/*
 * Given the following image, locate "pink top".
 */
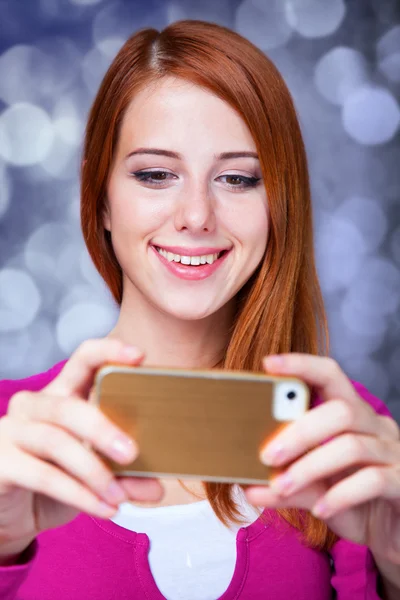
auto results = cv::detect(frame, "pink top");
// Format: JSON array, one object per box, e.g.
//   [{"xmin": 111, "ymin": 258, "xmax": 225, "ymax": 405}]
[{"xmin": 0, "ymin": 359, "xmax": 391, "ymax": 599}]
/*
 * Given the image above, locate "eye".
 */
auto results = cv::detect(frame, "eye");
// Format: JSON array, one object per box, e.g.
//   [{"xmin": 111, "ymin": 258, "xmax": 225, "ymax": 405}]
[
  {"xmin": 217, "ymin": 174, "xmax": 261, "ymax": 190},
  {"xmin": 130, "ymin": 170, "xmax": 175, "ymax": 185},
  {"xmin": 130, "ymin": 170, "xmax": 261, "ymax": 191}
]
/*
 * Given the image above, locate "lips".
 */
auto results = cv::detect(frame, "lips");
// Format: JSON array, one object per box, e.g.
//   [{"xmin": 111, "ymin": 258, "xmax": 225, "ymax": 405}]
[
  {"xmin": 150, "ymin": 244, "xmax": 231, "ymax": 281},
  {"xmin": 153, "ymin": 244, "xmax": 231, "ymax": 256}
]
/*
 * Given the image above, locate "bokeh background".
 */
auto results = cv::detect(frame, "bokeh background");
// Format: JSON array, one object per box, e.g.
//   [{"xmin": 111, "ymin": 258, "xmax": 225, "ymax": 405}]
[{"xmin": 0, "ymin": 0, "xmax": 399, "ymax": 418}]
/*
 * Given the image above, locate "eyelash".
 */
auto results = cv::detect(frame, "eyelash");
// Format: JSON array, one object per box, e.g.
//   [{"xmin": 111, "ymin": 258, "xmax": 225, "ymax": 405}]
[{"xmin": 130, "ymin": 170, "xmax": 261, "ymax": 191}]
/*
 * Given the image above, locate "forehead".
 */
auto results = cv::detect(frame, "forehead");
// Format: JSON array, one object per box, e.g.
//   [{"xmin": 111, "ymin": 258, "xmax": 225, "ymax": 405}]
[{"xmin": 117, "ymin": 76, "xmax": 256, "ymax": 153}]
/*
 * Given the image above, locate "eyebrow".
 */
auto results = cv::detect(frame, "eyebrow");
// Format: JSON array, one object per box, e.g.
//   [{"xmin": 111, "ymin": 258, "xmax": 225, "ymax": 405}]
[{"xmin": 125, "ymin": 148, "xmax": 259, "ymax": 161}]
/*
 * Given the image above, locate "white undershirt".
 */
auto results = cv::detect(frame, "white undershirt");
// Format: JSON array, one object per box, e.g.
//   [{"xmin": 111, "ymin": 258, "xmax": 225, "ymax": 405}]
[{"xmin": 110, "ymin": 485, "xmax": 262, "ymax": 600}]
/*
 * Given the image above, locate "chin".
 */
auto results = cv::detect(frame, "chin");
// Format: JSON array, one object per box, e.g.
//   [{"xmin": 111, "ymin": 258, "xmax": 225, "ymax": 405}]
[{"xmin": 157, "ymin": 298, "xmax": 223, "ymax": 322}]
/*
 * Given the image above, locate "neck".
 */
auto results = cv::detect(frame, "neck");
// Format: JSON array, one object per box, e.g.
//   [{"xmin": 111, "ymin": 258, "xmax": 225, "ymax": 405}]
[{"xmin": 107, "ymin": 285, "xmax": 236, "ymax": 369}]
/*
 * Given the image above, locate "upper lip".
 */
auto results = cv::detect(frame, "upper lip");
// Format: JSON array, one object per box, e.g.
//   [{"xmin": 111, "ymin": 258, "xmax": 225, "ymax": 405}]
[{"xmin": 152, "ymin": 244, "xmax": 231, "ymax": 257}]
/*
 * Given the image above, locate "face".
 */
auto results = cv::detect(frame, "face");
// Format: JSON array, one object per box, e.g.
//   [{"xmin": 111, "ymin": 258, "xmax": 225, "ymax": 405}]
[{"xmin": 105, "ymin": 76, "xmax": 269, "ymax": 321}]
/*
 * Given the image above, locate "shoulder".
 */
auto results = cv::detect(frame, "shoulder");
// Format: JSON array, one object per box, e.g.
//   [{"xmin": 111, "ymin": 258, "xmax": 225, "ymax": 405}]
[{"xmin": 0, "ymin": 359, "xmax": 68, "ymax": 418}]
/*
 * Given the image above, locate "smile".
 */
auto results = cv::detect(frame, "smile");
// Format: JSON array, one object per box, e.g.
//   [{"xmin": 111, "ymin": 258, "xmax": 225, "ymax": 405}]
[{"xmin": 150, "ymin": 245, "xmax": 231, "ymax": 281}]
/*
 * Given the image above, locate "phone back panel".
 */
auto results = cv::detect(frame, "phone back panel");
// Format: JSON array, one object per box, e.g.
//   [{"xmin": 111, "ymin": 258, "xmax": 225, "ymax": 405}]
[{"xmin": 93, "ymin": 366, "xmax": 309, "ymax": 485}]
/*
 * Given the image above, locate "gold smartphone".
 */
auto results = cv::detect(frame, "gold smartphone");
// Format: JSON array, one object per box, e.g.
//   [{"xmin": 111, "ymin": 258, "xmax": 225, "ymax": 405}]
[{"xmin": 90, "ymin": 365, "xmax": 310, "ymax": 485}]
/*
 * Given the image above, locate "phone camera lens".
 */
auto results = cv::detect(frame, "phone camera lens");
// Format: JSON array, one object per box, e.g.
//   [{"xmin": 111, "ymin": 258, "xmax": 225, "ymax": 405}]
[{"xmin": 287, "ymin": 391, "xmax": 297, "ymax": 400}]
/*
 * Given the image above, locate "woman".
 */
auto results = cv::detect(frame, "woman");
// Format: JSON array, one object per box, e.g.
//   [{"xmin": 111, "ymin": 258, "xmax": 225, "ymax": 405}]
[{"xmin": 0, "ymin": 19, "xmax": 399, "ymax": 600}]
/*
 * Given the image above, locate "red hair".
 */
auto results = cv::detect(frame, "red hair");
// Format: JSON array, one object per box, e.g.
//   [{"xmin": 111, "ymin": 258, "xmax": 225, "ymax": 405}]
[{"xmin": 81, "ymin": 20, "xmax": 338, "ymax": 552}]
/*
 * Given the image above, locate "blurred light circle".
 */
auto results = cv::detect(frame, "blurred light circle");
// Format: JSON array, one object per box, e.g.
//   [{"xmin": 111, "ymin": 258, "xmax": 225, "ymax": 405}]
[
  {"xmin": 0, "ymin": 45, "xmax": 46, "ymax": 105},
  {"xmin": 328, "ymin": 308, "xmax": 386, "ymax": 359},
  {"xmin": 344, "ymin": 257, "xmax": 400, "ymax": 317},
  {"xmin": 391, "ymin": 226, "xmax": 400, "ymax": 266},
  {"xmin": 377, "ymin": 25, "xmax": 400, "ymax": 83},
  {"xmin": 56, "ymin": 302, "xmax": 118, "ymax": 354},
  {"xmin": 284, "ymin": 0, "xmax": 346, "ymax": 38},
  {"xmin": 389, "ymin": 347, "xmax": 400, "ymax": 393},
  {"xmin": 341, "ymin": 296, "xmax": 388, "ymax": 336},
  {"xmin": 96, "ymin": 37, "xmax": 126, "ymax": 58},
  {"xmin": 81, "ymin": 46, "xmax": 113, "ymax": 95},
  {"xmin": 235, "ymin": 0, "xmax": 293, "ymax": 50},
  {"xmin": 342, "ymin": 86, "xmax": 400, "ymax": 145},
  {"xmin": 0, "ymin": 161, "xmax": 11, "ymax": 219},
  {"xmin": 92, "ymin": 0, "xmax": 165, "ymax": 48},
  {"xmin": 80, "ymin": 249, "xmax": 109, "ymax": 290},
  {"xmin": 315, "ymin": 216, "xmax": 367, "ymax": 293},
  {"xmin": 345, "ymin": 356, "xmax": 390, "ymax": 400},
  {"xmin": 56, "ymin": 242, "xmax": 85, "ymax": 286},
  {"xmin": 34, "ymin": 36, "xmax": 81, "ymax": 99},
  {"xmin": 0, "ymin": 103, "xmax": 54, "ymax": 166},
  {"xmin": 166, "ymin": 0, "xmax": 232, "ymax": 26},
  {"xmin": 39, "ymin": 135, "xmax": 78, "ymax": 180},
  {"xmin": 25, "ymin": 223, "xmax": 71, "ymax": 277},
  {"xmin": 335, "ymin": 196, "xmax": 388, "ymax": 252},
  {"xmin": 0, "ymin": 268, "xmax": 41, "ymax": 331},
  {"xmin": 314, "ymin": 47, "xmax": 369, "ymax": 106},
  {"xmin": 0, "ymin": 329, "xmax": 31, "ymax": 375},
  {"xmin": 53, "ymin": 97, "xmax": 83, "ymax": 146},
  {"xmin": 377, "ymin": 24, "xmax": 400, "ymax": 58},
  {"xmin": 70, "ymin": 0, "xmax": 104, "ymax": 5},
  {"xmin": 379, "ymin": 53, "xmax": 400, "ymax": 84}
]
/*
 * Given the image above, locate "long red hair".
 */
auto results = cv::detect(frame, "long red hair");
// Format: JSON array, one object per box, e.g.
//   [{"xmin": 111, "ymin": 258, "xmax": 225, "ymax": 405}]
[{"xmin": 81, "ymin": 19, "xmax": 338, "ymax": 552}]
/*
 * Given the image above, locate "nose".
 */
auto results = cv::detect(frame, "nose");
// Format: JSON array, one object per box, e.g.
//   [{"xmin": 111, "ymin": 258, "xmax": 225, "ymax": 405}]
[{"xmin": 173, "ymin": 180, "xmax": 216, "ymax": 234}]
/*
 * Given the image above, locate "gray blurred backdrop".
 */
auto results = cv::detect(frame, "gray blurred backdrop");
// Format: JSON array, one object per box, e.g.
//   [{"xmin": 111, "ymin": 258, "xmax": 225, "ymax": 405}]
[{"xmin": 0, "ymin": 0, "xmax": 399, "ymax": 419}]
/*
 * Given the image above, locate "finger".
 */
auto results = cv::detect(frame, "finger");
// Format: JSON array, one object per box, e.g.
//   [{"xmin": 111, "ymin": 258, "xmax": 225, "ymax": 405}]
[
  {"xmin": 268, "ymin": 433, "xmax": 400, "ymax": 497},
  {"xmin": 44, "ymin": 338, "xmax": 144, "ymax": 398},
  {"xmin": 309, "ymin": 465, "xmax": 400, "ymax": 519},
  {"xmin": 117, "ymin": 477, "xmax": 164, "ymax": 502},
  {"xmin": 263, "ymin": 354, "xmax": 357, "ymax": 404},
  {"xmin": 4, "ymin": 418, "xmax": 131, "ymax": 507},
  {"xmin": 0, "ymin": 446, "xmax": 118, "ymax": 519},
  {"xmin": 260, "ymin": 399, "xmax": 389, "ymax": 466},
  {"xmin": 7, "ymin": 393, "xmax": 139, "ymax": 465},
  {"xmin": 244, "ymin": 479, "xmax": 326, "ymax": 512}
]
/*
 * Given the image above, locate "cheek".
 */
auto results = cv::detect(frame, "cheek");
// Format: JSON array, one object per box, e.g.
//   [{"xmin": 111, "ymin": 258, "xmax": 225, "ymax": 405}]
[
  {"xmin": 226, "ymin": 201, "xmax": 269, "ymax": 253},
  {"xmin": 108, "ymin": 191, "xmax": 169, "ymax": 237}
]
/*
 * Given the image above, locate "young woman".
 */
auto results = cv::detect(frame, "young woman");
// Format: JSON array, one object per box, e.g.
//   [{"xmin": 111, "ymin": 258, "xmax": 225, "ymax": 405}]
[{"xmin": 0, "ymin": 19, "xmax": 399, "ymax": 600}]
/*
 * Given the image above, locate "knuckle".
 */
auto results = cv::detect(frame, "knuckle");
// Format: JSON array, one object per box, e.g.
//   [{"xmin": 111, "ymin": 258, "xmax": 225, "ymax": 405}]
[
  {"xmin": 42, "ymin": 426, "xmax": 63, "ymax": 454},
  {"xmin": 7, "ymin": 391, "xmax": 33, "ymax": 417},
  {"xmin": 343, "ymin": 434, "xmax": 365, "ymax": 459},
  {"xmin": 35, "ymin": 465, "xmax": 54, "ymax": 492},
  {"xmin": 380, "ymin": 415, "xmax": 400, "ymax": 441},
  {"xmin": 326, "ymin": 358, "xmax": 340, "ymax": 378},
  {"xmin": 77, "ymin": 338, "xmax": 99, "ymax": 357},
  {"xmin": 368, "ymin": 467, "xmax": 386, "ymax": 493},
  {"xmin": 47, "ymin": 396, "xmax": 70, "ymax": 425},
  {"xmin": 335, "ymin": 400, "xmax": 355, "ymax": 428}
]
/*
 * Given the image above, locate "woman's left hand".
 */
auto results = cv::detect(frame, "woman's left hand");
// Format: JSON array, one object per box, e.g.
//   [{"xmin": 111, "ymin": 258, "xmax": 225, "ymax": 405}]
[{"xmin": 244, "ymin": 354, "xmax": 400, "ymax": 564}]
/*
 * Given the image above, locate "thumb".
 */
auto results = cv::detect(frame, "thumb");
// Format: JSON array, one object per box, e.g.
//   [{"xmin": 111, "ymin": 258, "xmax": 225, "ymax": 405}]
[{"xmin": 44, "ymin": 338, "xmax": 144, "ymax": 399}]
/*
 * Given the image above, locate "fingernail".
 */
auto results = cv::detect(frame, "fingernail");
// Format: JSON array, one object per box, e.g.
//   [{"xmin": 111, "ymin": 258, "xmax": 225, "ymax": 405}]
[
  {"xmin": 312, "ymin": 502, "xmax": 330, "ymax": 518},
  {"xmin": 111, "ymin": 435, "xmax": 136, "ymax": 459},
  {"xmin": 103, "ymin": 481, "xmax": 126, "ymax": 504},
  {"xmin": 264, "ymin": 355, "xmax": 284, "ymax": 369},
  {"xmin": 97, "ymin": 501, "xmax": 118, "ymax": 517},
  {"xmin": 261, "ymin": 443, "xmax": 285, "ymax": 465},
  {"xmin": 271, "ymin": 473, "xmax": 294, "ymax": 494},
  {"xmin": 120, "ymin": 345, "xmax": 142, "ymax": 360}
]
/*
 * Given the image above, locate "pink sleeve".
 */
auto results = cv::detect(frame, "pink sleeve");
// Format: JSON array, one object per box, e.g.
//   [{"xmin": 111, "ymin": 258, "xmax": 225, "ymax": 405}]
[
  {"xmin": 0, "ymin": 541, "xmax": 39, "ymax": 599},
  {"xmin": 329, "ymin": 380, "xmax": 396, "ymax": 599},
  {"xmin": 0, "ymin": 360, "xmax": 67, "ymax": 597}
]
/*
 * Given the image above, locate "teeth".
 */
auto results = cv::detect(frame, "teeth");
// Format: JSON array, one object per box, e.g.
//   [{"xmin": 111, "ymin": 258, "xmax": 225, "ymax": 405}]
[{"xmin": 156, "ymin": 247, "xmax": 222, "ymax": 265}]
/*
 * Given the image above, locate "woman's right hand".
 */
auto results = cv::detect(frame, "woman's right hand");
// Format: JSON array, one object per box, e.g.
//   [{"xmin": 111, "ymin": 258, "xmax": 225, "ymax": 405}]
[{"xmin": 0, "ymin": 338, "xmax": 164, "ymax": 559}]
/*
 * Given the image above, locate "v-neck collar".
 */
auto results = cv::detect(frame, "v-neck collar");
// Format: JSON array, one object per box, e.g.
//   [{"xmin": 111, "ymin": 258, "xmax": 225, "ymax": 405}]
[{"xmin": 89, "ymin": 507, "xmax": 271, "ymax": 600}]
